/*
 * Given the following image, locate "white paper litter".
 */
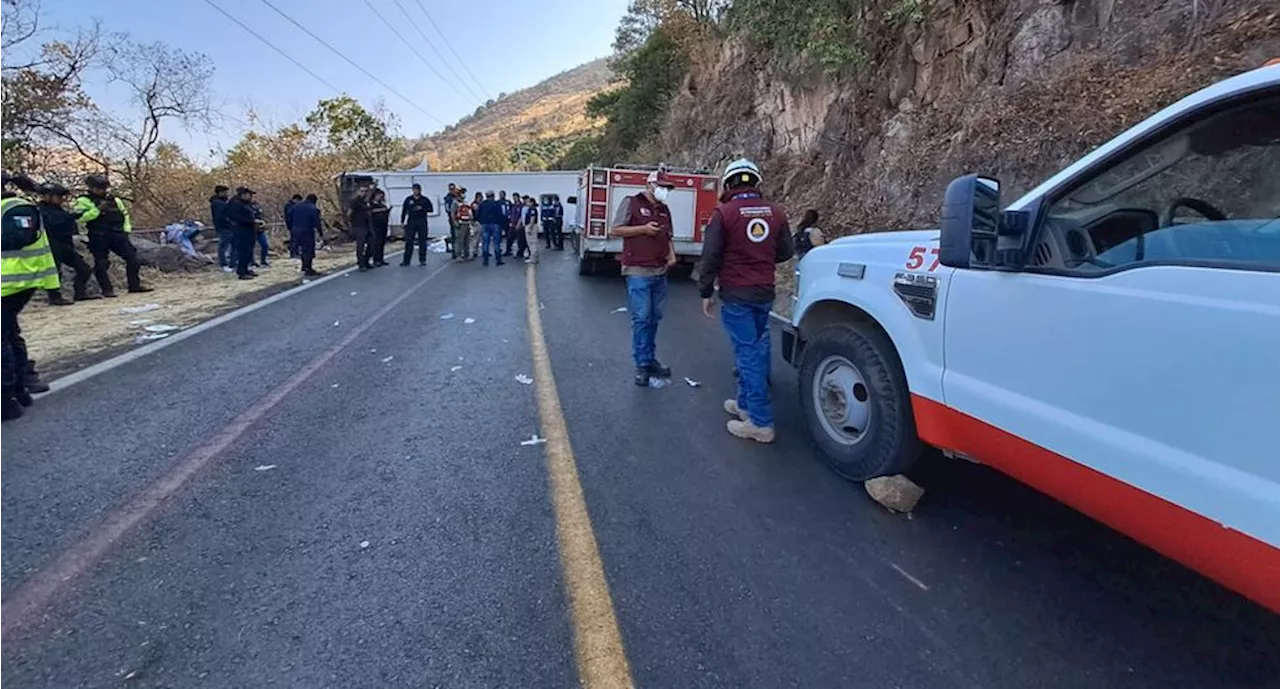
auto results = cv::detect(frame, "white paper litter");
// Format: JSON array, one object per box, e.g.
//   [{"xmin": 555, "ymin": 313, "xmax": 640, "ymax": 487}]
[
  {"xmin": 514, "ymin": 374, "xmax": 533, "ymax": 385},
  {"xmin": 120, "ymin": 303, "xmax": 161, "ymax": 314},
  {"xmin": 349, "ymin": 291, "xmax": 358, "ymax": 296},
  {"xmin": 463, "ymin": 317, "xmax": 476, "ymax": 324},
  {"xmin": 133, "ymin": 333, "xmax": 169, "ymax": 343},
  {"xmin": 302, "ymin": 279, "xmax": 312, "ymax": 284},
  {"xmin": 359, "ymin": 540, "xmax": 370, "ymax": 549},
  {"xmin": 520, "ymin": 435, "xmax": 547, "ymax": 446},
  {"xmin": 143, "ymin": 324, "xmax": 180, "ymax": 333},
  {"xmin": 450, "ymin": 365, "xmax": 463, "ymax": 372},
  {"xmin": 611, "ymin": 306, "xmax": 628, "ymax": 313},
  {"xmin": 128, "ymin": 319, "xmax": 153, "ymax": 326},
  {"xmin": 428, "ymin": 239, "xmax": 448, "ymax": 253},
  {"xmin": 333, "ymin": 320, "xmax": 340, "ymax": 327},
  {"xmin": 440, "ymin": 313, "xmax": 455, "ymax": 320},
  {"xmin": 254, "ymin": 465, "xmax": 277, "ymax": 472},
  {"xmin": 684, "ymin": 377, "xmax": 701, "ymax": 388},
  {"xmin": 380, "ymin": 356, "xmax": 394, "ymax": 363},
  {"xmin": 539, "ymin": 302, "xmax": 546, "ymax": 310},
  {"xmin": 331, "ymin": 383, "xmax": 340, "ymax": 388},
  {"xmin": 648, "ymin": 377, "xmax": 669, "ymax": 389}
]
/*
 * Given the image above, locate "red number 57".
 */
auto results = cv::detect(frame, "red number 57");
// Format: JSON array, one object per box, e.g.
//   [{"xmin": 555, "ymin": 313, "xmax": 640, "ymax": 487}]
[{"xmin": 905, "ymin": 246, "xmax": 941, "ymax": 271}]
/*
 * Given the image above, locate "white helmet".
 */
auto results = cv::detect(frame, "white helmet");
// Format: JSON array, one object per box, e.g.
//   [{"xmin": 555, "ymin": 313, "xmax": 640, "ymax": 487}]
[{"xmin": 722, "ymin": 158, "xmax": 761, "ymax": 188}]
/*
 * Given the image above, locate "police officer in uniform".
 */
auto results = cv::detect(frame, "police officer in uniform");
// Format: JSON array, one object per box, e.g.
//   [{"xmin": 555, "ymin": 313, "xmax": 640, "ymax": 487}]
[
  {"xmin": 226, "ymin": 187, "xmax": 262, "ymax": 279},
  {"xmin": 400, "ymin": 183, "xmax": 433, "ymax": 266},
  {"xmin": 73, "ymin": 174, "xmax": 151, "ymax": 296},
  {"xmin": 697, "ymin": 159, "xmax": 794, "ymax": 443},
  {"xmin": 37, "ymin": 182, "xmax": 95, "ymax": 304},
  {"xmin": 292, "ymin": 193, "xmax": 323, "ymax": 277},
  {"xmin": 2, "ymin": 174, "xmax": 61, "ymax": 420}
]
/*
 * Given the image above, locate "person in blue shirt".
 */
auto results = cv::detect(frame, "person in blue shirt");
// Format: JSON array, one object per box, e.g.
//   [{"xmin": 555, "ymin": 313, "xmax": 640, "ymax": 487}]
[
  {"xmin": 476, "ymin": 190, "xmax": 506, "ymax": 267},
  {"xmin": 504, "ymin": 192, "xmax": 525, "ymax": 258}
]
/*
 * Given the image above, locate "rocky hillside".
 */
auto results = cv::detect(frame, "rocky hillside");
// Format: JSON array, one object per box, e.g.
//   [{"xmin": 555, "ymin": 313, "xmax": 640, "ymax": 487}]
[
  {"xmin": 402, "ymin": 58, "xmax": 613, "ymax": 171},
  {"xmin": 656, "ymin": 0, "xmax": 1279, "ymax": 235}
]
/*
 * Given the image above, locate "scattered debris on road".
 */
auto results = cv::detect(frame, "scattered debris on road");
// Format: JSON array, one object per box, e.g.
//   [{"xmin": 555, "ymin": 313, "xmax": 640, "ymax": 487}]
[
  {"xmin": 143, "ymin": 324, "xmax": 180, "ymax": 333},
  {"xmin": 349, "ymin": 291, "xmax": 358, "ymax": 296},
  {"xmin": 514, "ymin": 374, "xmax": 533, "ymax": 385},
  {"xmin": 359, "ymin": 540, "xmax": 370, "ymax": 549},
  {"xmin": 648, "ymin": 377, "xmax": 669, "ymax": 389},
  {"xmin": 539, "ymin": 302, "xmax": 546, "ymax": 310},
  {"xmin": 128, "ymin": 319, "xmax": 153, "ymax": 326},
  {"xmin": 611, "ymin": 306, "xmax": 627, "ymax": 313},
  {"xmin": 684, "ymin": 377, "xmax": 701, "ymax": 387},
  {"xmin": 440, "ymin": 313, "xmax": 455, "ymax": 320},
  {"xmin": 331, "ymin": 383, "xmax": 340, "ymax": 388},
  {"xmin": 333, "ymin": 321, "xmax": 340, "ymax": 327},
  {"xmin": 133, "ymin": 333, "xmax": 170, "ymax": 344},
  {"xmin": 463, "ymin": 317, "xmax": 476, "ymax": 324},
  {"xmin": 254, "ymin": 465, "xmax": 277, "ymax": 472},
  {"xmin": 380, "ymin": 356, "xmax": 394, "ymax": 363},
  {"xmin": 520, "ymin": 435, "xmax": 547, "ymax": 446},
  {"xmin": 864, "ymin": 475, "xmax": 925, "ymax": 513},
  {"xmin": 450, "ymin": 365, "xmax": 463, "ymax": 372},
  {"xmin": 120, "ymin": 303, "xmax": 161, "ymax": 314}
]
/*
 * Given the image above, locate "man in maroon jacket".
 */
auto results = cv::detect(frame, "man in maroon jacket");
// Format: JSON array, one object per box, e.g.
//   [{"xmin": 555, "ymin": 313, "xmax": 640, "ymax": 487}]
[
  {"xmin": 611, "ymin": 169, "xmax": 678, "ymax": 386},
  {"xmin": 698, "ymin": 159, "xmax": 795, "ymax": 443}
]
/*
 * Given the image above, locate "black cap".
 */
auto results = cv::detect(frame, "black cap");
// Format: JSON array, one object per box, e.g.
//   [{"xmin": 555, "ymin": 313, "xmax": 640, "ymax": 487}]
[
  {"xmin": 214, "ymin": 184, "xmax": 229, "ymax": 193},
  {"xmin": 411, "ymin": 183, "xmax": 421, "ymax": 189},
  {"xmin": 39, "ymin": 182, "xmax": 69, "ymax": 196},
  {"xmin": 84, "ymin": 173, "xmax": 109, "ymax": 189},
  {"xmin": 235, "ymin": 186, "xmax": 254, "ymax": 195}
]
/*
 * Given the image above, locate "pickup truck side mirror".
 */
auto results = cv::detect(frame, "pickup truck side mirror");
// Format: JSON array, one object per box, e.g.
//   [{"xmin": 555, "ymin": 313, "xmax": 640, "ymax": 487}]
[
  {"xmin": 938, "ymin": 174, "xmax": 1029, "ymax": 270},
  {"xmin": 566, "ymin": 195, "xmax": 577, "ymax": 205}
]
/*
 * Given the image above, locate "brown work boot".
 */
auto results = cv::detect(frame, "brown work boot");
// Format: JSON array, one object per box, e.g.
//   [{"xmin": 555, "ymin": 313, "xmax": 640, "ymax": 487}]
[
  {"xmin": 727, "ymin": 419, "xmax": 776, "ymax": 444},
  {"xmin": 723, "ymin": 399, "xmax": 749, "ymax": 421}
]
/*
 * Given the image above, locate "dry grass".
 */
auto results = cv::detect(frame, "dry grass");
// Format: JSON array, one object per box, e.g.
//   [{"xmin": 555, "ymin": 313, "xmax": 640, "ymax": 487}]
[{"xmin": 24, "ymin": 247, "xmax": 356, "ymax": 376}]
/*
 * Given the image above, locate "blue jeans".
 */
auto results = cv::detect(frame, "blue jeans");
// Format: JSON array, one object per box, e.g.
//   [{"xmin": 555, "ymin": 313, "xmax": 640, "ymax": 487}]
[
  {"xmin": 481, "ymin": 224, "xmax": 504, "ymax": 263},
  {"xmin": 626, "ymin": 275, "xmax": 667, "ymax": 369},
  {"xmin": 218, "ymin": 229, "xmax": 235, "ymax": 267},
  {"xmin": 721, "ymin": 300, "xmax": 773, "ymax": 428},
  {"xmin": 255, "ymin": 231, "xmax": 270, "ymax": 264}
]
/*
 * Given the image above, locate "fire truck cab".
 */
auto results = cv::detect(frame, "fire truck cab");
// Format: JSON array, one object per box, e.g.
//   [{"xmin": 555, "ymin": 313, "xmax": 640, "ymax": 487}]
[{"xmin": 572, "ymin": 165, "xmax": 721, "ymax": 276}]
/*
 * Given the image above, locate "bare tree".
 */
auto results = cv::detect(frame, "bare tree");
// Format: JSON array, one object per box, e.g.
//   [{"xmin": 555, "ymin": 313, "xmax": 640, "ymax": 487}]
[
  {"xmin": 1, "ymin": 0, "xmax": 41, "ymax": 54},
  {"xmin": 23, "ymin": 39, "xmax": 215, "ymax": 209}
]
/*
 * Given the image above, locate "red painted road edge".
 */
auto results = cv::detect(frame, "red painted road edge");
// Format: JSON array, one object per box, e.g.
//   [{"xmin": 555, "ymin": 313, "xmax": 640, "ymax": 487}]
[
  {"xmin": 1, "ymin": 264, "xmax": 450, "ymax": 641},
  {"xmin": 911, "ymin": 395, "xmax": 1280, "ymax": 614}
]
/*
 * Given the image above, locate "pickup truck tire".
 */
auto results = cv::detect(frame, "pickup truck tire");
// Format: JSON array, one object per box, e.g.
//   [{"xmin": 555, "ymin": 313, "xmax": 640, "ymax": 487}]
[{"xmin": 797, "ymin": 323, "xmax": 920, "ymax": 482}]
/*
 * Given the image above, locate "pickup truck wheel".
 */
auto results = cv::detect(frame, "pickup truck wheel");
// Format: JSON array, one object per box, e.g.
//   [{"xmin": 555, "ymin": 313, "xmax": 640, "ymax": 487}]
[{"xmin": 798, "ymin": 323, "xmax": 920, "ymax": 481}]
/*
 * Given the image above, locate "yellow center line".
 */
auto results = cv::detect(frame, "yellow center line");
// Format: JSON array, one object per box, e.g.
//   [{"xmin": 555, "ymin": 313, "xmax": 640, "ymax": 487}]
[{"xmin": 525, "ymin": 264, "xmax": 636, "ymax": 689}]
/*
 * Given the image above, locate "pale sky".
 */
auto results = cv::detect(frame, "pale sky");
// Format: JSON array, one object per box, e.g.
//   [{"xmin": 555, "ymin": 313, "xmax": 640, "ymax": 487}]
[{"xmin": 29, "ymin": 0, "xmax": 627, "ymax": 162}]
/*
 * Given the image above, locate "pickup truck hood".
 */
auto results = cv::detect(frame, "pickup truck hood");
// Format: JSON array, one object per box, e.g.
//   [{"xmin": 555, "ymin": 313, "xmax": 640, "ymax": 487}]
[{"xmin": 830, "ymin": 229, "xmax": 939, "ymax": 247}]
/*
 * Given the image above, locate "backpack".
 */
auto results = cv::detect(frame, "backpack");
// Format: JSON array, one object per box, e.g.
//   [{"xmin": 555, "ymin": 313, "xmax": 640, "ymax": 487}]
[{"xmin": 2, "ymin": 197, "xmax": 41, "ymax": 251}]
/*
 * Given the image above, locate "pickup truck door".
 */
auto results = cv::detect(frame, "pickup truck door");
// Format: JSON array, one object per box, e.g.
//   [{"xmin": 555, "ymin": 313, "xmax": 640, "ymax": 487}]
[{"xmin": 938, "ymin": 89, "xmax": 1280, "ymax": 610}]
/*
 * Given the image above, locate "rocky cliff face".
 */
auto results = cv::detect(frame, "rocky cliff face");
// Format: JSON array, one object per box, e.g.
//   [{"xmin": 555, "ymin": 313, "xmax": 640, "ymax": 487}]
[{"xmin": 659, "ymin": 0, "xmax": 1279, "ymax": 233}]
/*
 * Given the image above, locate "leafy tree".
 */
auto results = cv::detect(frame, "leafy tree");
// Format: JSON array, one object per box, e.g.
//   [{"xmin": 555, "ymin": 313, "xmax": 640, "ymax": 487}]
[
  {"xmin": 304, "ymin": 96, "xmax": 405, "ymax": 170},
  {"xmin": 590, "ymin": 25, "xmax": 690, "ymax": 163}
]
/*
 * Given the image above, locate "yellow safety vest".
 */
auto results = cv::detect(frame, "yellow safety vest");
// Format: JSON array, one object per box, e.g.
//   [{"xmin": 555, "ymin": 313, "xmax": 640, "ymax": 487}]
[{"xmin": 1, "ymin": 196, "xmax": 61, "ymax": 296}]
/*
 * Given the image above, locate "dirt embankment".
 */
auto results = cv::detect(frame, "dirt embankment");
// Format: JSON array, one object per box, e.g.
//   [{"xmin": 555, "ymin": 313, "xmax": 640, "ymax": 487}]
[{"xmin": 660, "ymin": 0, "xmax": 1279, "ymax": 239}]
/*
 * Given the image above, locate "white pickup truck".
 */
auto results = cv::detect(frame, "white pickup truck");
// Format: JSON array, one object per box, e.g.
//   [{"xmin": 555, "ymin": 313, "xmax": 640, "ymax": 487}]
[{"xmin": 781, "ymin": 63, "xmax": 1280, "ymax": 613}]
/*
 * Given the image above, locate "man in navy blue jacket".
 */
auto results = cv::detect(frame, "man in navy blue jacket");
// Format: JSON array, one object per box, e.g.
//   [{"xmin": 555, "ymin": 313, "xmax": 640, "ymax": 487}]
[
  {"xmin": 476, "ymin": 191, "xmax": 506, "ymax": 267},
  {"xmin": 210, "ymin": 185, "xmax": 232, "ymax": 272},
  {"xmin": 291, "ymin": 194, "xmax": 323, "ymax": 276},
  {"xmin": 284, "ymin": 194, "xmax": 302, "ymax": 258},
  {"xmin": 225, "ymin": 187, "xmax": 262, "ymax": 280}
]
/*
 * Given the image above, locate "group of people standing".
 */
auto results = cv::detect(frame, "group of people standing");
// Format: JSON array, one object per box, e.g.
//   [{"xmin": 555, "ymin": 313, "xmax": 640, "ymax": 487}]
[
  {"xmin": 209, "ymin": 186, "xmax": 324, "ymax": 280},
  {"xmin": 442, "ymin": 185, "xmax": 564, "ymax": 266},
  {"xmin": 2, "ymin": 172, "xmax": 154, "ymax": 419}
]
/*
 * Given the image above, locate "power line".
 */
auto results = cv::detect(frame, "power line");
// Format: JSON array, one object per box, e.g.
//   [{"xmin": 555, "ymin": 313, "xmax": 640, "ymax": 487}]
[
  {"xmin": 412, "ymin": 0, "xmax": 493, "ymax": 100},
  {"xmin": 200, "ymin": 0, "xmax": 343, "ymax": 95},
  {"xmin": 256, "ymin": 0, "xmax": 447, "ymax": 127},
  {"xmin": 388, "ymin": 0, "xmax": 485, "ymax": 105},
  {"xmin": 362, "ymin": 0, "xmax": 479, "ymax": 107}
]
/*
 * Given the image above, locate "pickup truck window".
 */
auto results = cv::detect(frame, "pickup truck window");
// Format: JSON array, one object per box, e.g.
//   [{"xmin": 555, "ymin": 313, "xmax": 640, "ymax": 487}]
[{"xmin": 1036, "ymin": 92, "xmax": 1280, "ymax": 274}]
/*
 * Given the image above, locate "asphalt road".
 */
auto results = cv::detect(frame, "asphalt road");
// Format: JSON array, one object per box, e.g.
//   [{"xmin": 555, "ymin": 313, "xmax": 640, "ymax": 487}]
[{"xmin": 2, "ymin": 248, "xmax": 1277, "ymax": 688}]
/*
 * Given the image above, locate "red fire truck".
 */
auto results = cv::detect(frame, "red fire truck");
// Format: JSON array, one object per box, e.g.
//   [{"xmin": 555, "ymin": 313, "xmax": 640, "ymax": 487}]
[{"xmin": 570, "ymin": 164, "xmax": 721, "ymax": 276}]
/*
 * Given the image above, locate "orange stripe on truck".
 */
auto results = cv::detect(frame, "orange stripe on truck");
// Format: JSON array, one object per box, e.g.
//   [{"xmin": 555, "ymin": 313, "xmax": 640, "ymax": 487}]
[{"xmin": 911, "ymin": 394, "xmax": 1280, "ymax": 614}]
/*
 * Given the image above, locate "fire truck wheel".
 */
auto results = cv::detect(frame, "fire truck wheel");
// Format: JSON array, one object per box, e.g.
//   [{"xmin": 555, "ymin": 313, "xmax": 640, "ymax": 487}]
[
  {"xmin": 578, "ymin": 255, "xmax": 596, "ymax": 276},
  {"xmin": 797, "ymin": 322, "xmax": 920, "ymax": 482}
]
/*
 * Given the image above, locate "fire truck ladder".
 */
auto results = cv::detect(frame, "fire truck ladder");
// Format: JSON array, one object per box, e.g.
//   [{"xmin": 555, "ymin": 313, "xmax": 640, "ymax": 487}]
[{"xmin": 611, "ymin": 163, "xmax": 713, "ymax": 175}]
